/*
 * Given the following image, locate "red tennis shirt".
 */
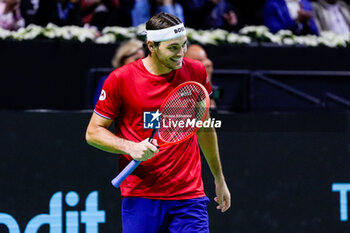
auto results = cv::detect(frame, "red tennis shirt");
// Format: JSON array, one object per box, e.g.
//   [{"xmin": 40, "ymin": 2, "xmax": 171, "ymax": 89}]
[{"xmin": 94, "ymin": 57, "xmax": 212, "ymax": 200}]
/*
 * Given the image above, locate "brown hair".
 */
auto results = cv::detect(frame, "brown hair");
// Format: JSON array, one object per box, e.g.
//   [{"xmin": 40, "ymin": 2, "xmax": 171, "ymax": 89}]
[
  {"xmin": 145, "ymin": 12, "xmax": 182, "ymax": 31},
  {"xmin": 145, "ymin": 12, "xmax": 183, "ymax": 54}
]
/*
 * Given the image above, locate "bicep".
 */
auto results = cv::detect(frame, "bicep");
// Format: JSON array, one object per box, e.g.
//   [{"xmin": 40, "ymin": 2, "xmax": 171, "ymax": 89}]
[
  {"xmin": 88, "ymin": 112, "xmax": 114, "ymax": 130},
  {"xmin": 90, "ymin": 112, "xmax": 113, "ymax": 128}
]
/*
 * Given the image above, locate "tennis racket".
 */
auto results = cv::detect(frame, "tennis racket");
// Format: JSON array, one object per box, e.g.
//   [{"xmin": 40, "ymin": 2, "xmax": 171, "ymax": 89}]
[{"xmin": 111, "ymin": 81, "xmax": 210, "ymax": 188}]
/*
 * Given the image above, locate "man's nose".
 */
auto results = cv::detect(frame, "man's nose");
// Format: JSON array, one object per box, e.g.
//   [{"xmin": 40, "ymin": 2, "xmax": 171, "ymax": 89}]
[{"xmin": 177, "ymin": 48, "xmax": 185, "ymax": 57}]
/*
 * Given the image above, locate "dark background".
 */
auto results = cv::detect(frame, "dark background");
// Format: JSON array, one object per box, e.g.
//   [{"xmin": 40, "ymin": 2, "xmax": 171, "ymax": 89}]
[
  {"xmin": 1, "ymin": 111, "xmax": 350, "ymax": 233},
  {"xmin": 1, "ymin": 40, "xmax": 350, "ymax": 110}
]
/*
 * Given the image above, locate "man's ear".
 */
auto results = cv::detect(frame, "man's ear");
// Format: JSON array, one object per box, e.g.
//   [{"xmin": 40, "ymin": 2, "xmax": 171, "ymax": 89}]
[{"xmin": 147, "ymin": 41, "xmax": 155, "ymax": 52}]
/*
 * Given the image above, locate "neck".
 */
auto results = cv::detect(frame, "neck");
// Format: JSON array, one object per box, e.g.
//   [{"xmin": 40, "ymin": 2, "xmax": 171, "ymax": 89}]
[{"xmin": 142, "ymin": 55, "xmax": 172, "ymax": 76}]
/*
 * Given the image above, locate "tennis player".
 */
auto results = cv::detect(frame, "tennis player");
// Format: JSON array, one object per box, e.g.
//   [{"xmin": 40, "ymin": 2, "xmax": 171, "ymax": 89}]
[{"xmin": 86, "ymin": 12, "xmax": 230, "ymax": 233}]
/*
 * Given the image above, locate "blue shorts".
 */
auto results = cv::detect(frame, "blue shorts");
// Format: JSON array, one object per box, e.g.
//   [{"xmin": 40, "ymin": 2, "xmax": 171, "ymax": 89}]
[{"xmin": 122, "ymin": 197, "xmax": 210, "ymax": 233}]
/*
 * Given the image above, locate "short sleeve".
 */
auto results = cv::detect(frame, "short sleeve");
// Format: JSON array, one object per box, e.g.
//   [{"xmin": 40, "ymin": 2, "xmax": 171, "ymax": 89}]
[{"xmin": 94, "ymin": 72, "xmax": 122, "ymax": 120}]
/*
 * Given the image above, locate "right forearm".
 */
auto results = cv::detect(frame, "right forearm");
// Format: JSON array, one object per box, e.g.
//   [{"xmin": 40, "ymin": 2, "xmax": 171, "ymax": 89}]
[
  {"xmin": 86, "ymin": 113, "xmax": 158, "ymax": 161},
  {"xmin": 86, "ymin": 126, "xmax": 133, "ymax": 155}
]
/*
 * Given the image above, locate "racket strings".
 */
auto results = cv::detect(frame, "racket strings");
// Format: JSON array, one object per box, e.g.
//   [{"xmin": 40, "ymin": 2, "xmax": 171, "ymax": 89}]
[{"xmin": 159, "ymin": 84, "xmax": 208, "ymax": 143}]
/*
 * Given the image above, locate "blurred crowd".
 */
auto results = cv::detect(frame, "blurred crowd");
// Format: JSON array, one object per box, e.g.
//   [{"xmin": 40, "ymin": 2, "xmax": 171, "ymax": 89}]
[{"xmin": 1, "ymin": 0, "xmax": 350, "ymax": 36}]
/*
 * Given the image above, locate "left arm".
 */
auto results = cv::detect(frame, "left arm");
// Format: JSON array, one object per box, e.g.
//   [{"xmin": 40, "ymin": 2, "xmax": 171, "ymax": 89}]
[{"xmin": 197, "ymin": 113, "xmax": 231, "ymax": 212}]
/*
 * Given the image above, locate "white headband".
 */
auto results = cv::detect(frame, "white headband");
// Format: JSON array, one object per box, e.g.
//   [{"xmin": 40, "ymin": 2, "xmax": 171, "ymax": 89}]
[{"xmin": 146, "ymin": 23, "xmax": 186, "ymax": 42}]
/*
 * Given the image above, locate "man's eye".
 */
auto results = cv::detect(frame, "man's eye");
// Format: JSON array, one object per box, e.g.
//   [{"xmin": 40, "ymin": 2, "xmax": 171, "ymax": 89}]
[{"xmin": 168, "ymin": 46, "xmax": 178, "ymax": 50}]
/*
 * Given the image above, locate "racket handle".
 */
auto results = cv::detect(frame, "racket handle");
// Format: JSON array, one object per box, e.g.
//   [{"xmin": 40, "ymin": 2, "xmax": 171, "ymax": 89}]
[
  {"xmin": 149, "ymin": 129, "xmax": 156, "ymax": 143},
  {"xmin": 111, "ymin": 129, "xmax": 157, "ymax": 188},
  {"xmin": 111, "ymin": 160, "xmax": 141, "ymax": 188}
]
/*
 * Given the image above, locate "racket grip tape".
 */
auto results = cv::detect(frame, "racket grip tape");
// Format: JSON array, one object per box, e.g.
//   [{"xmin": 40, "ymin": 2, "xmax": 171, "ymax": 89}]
[
  {"xmin": 149, "ymin": 129, "xmax": 159, "ymax": 149},
  {"xmin": 111, "ymin": 160, "xmax": 142, "ymax": 188}
]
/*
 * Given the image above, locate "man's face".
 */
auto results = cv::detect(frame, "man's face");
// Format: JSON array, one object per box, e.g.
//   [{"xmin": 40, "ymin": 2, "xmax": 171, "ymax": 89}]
[
  {"xmin": 152, "ymin": 36, "xmax": 188, "ymax": 71},
  {"xmin": 124, "ymin": 49, "xmax": 145, "ymax": 65},
  {"xmin": 185, "ymin": 44, "xmax": 213, "ymax": 80}
]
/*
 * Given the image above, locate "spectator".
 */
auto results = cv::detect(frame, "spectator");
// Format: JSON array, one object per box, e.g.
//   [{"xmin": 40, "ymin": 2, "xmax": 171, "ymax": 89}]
[
  {"xmin": 36, "ymin": 0, "xmax": 82, "ymax": 26},
  {"xmin": 227, "ymin": 0, "xmax": 264, "ymax": 26},
  {"xmin": 312, "ymin": 0, "xmax": 350, "ymax": 34},
  {"xmin": 20, "ymin": 0, "xmax": 39, "ymax": 26},
  {"xmin": 80, "ymin": 0, "xmax": 118, "ymax": 25},
  {"xmin": 131, "ymin": 0, "xmax": 151, "ymax": 26},
  {"xmin": 80, "ymin": 0, "xmax": 132, "ymax": 28},
  {"xmin": 185, "ymin": 44, "xmax": 217, "ymax": 109},
  {"xmin": 93, "ymin": 39, "xmax": 145, "ymax": 106},
  {"xmin": 131, "ymin": 0, "xmax": 185, "ymax": 27},
  {"xmin": 262, "ymin": 0, "xmax": 319, "ymax": 35},
  {"xmin": 178, "ymin": 0, "xmax": 240, "ymax": 31},
  {"xmin": 152, "ymin": 0, "xmax": 185, "ymax": 23},
  {"xmin": 0, "ymin": 0, "xmax": 25, "ymax": 30}
]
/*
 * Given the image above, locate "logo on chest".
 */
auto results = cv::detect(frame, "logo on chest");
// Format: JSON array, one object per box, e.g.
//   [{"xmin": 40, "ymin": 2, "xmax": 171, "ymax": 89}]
[{"xmin": 143, "ymin": 110, "xmax": 161, "ymax": 129}]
